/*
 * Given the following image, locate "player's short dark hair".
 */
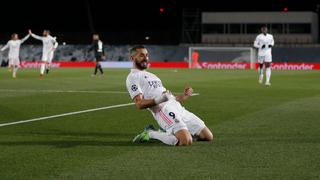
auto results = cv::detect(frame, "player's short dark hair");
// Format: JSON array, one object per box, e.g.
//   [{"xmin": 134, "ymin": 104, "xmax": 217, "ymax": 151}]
[
  {"xmin": 130, "ymin": 45, "xmax": 146, "ymax": 56},
  {"xmin": 261, "ymin": 24, "xmax": 268, "ymax": 28},
  {"xmin": 11, "ymin": 33, "xmax": 18, "ymax": 39},
  {"xmin": 92, "ymin": 33, "xmax": 100, "ymax": 39},
  {"xmin": 44, "ymin": 29, "xmax": 51, "ymax": 34}
]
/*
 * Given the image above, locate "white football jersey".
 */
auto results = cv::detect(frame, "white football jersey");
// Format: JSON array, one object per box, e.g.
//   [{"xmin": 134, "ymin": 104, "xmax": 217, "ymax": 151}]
[
  {"xmin": 31, "ymin": 34, "xmax": 58, "ymax": 55},
  {"xmin": 126, "ymin": 69, "xmax": 167, "ymax": 113},
  {"xmin": 1, "ymin": 35, "xmax": 29, "ymax": 58},
  {"xmin": 97, "ymin": 40, "xmax": 103, "ymax": 53},
  {"xmin": 254, "ymin": 33, "xmax": 274, "ymax": 56}
]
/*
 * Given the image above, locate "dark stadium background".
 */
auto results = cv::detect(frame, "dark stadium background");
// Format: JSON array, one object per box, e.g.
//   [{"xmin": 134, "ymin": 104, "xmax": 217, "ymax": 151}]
[
  {"xmin": 1, "ymin": 1, "xmax": 320, "ymax": 178},
  {"xmin": 1, "ymin": 0, "xmax": 320, "ymax": 44}
]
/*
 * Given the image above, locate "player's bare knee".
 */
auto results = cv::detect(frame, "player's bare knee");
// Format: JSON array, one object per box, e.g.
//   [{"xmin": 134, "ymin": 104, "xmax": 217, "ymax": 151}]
[
  {"xmin": 175, "ymin": 129, "xmax": 193, "ymax": 146},
  {"xmin": 198, "ymin": 127, "xmax": 214, "ymax": 141},
  {"xmin": 206, "ymin": 128, "xmax": 214, "ymax": 141},
  {"xmin": 207, "ymin": 131, "xmax": 214, "ymax": 141},
  {"xmin": 178, "ymin": 137, "xmax": 193, "ymax": 146}
]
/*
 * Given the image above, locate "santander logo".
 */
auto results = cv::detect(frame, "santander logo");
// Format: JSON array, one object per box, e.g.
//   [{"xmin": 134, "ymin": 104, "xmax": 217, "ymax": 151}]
[
  {"xmin": 272, "ymin": 63, "xmax": 314, "ymax": 70},
  {"xmin": 200, "ymin": 62, "xmax": 249, "ymax": 69},
  {"xmin": 20, "ymin": 62, "xmax": 60, "ymax": 68}
]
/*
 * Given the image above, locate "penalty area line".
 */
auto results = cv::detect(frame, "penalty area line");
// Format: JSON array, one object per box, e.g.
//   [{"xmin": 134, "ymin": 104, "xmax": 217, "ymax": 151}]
[{"xmin": 0, "ymin": 93, "xmax": 200, "ymax": 128}]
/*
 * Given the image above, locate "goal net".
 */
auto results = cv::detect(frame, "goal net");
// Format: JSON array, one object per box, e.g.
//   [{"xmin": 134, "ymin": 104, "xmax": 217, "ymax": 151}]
[{"xmin": 188, "ymin": 47, "xmax": 256, "ymax": 69}]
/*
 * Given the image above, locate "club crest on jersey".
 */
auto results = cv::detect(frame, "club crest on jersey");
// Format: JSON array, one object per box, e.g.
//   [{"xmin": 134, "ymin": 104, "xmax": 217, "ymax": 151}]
[
  {"xmin": 131, "ymin": 84, "xmax": 138, "ymax": 91},
  {"xmin": 148, "ymin": 81, "xmax": 163, "ymax": 88}
]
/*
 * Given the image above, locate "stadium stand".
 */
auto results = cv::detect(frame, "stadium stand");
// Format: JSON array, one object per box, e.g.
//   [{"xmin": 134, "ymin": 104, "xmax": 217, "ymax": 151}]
[{"xmin": 1, "ymin": 45, "xmax": 320, "ymax": 64}]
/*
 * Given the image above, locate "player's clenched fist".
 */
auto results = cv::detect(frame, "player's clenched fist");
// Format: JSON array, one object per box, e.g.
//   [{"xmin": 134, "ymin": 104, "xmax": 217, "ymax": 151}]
[{"xmin": 184, "ymin": 87, "xmax": 193, "ymax": 97}]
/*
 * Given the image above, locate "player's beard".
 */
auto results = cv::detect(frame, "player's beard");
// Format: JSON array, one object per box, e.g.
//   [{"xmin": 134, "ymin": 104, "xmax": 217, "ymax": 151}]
[{"xmin": 135, "ymin": 59, "xmax": 148, "ymax": 70}]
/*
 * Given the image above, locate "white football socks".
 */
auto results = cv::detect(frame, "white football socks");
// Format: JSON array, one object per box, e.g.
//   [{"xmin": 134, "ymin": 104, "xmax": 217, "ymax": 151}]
[
  {"xmin": 46, "ymin": 63, "xmax": 51, "ymax": 71},
  {"xmin": 12, "ymin": 66, "xmax": 18, "ymax": 78},
  {"xmin": 259, "ymin": 67, "xmax": 264, "ymax": 83},
  {"xmin": 148, "ymin": 130, "xmax": 178, "ymax": 146},
  {"xmin": 40, "ymin": 63, "xmax": 45, "ymax": 75},
  {"xmin": 266, "ymin": 67, "xmax": 271, "ymax": 83}
]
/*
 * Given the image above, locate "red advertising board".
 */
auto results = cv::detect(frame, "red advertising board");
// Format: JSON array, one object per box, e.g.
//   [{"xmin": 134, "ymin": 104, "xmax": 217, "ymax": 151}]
[
  {"xmin": 269, "ymin": 62, "xmax": 320, "ymax": 70},
  {"xmin": 148, "ymin": 62, "xmax": 189, "ymax": 68},
  {"xmin": 198, "ymin": 62, "xmax": 251, "ymax": 69},
  {"xmin": 199, "ymin": 62, "xmax": 320, "ymax": 70},
  {"xmin": 20, "ymin": 61, "xmax": 95, "ymax": 68}
]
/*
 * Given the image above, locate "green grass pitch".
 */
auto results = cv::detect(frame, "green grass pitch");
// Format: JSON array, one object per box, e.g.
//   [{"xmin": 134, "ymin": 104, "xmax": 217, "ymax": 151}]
[{"xmin": 0, "ymin": 68, "xmax": 319, "ymax": 179}]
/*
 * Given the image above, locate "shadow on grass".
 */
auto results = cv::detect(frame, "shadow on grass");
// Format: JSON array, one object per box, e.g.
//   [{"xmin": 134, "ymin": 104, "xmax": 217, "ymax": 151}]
[
  {"xmin": 0, "ymin": 139, "xmax": 164, "ymax": 148},
  {"xmin": 0, "ymin": 131, "xmax": 169, "ymax": 148}
]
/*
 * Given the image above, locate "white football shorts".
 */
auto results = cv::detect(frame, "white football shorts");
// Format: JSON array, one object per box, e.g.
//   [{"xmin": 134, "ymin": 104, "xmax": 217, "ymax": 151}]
[
  {"xmin": 257, "ymin": 54, "xmax": 272, "ymax": 64},
  {"xmin": 8, "ymin": 57, "xmax": 20, "ymax": 66},
  {"xmin": 42, "ymin": 51, "xmax": 54, "ymax": 63},
  {"xmin": 153, "ymin": 100, "xmax": 206, "ymax": 136}
]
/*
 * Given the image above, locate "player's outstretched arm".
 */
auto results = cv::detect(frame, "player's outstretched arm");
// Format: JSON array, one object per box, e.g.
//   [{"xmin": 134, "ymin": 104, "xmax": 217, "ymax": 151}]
[
  {"xmin": 1, "ymin": 43, "xmax": 9, "ymax": 51},
  {"xmin": 87, "ymin": 42, "xmax": 95, "ymax": 52},
  {"xmin": 53, "ymin": 37, "xmax": 59, "ymax": 49},
  {"xmin": 29, "ymin": 30, "xmax": 43, "ymax": 40},
  {"xmin": 20, "ymin": 34, "xmax": 30, "ymax": 44},
  {"xmin": 133, "ymin": 94, "xmax": 156, "ymax": 109},
  {"xmin": 175, "ymin": 86, "xmax": 193, "ymax": 103},
  {"xmin": 133, "ymin": 93, "xmax": 169, "ymax": 109},
  {"xmin": 51, "ymin": 39, "xmax": 58, "ymax": 52}
]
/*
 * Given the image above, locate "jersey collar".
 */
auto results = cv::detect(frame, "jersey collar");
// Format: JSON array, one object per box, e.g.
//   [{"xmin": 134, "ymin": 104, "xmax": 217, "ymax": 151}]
[{"xmin": 131, "ymin": 68, "xmax": 145, "ymax": 73}]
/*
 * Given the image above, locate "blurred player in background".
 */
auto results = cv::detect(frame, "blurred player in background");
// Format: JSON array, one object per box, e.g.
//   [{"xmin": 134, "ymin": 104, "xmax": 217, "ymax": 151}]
[
  {"xmin": 126, "ymin": 45, "xmax": 213, "ymax": 146},
  {"xmin": 1, "ymin": 32, "xmax": 30, "ymax": 78},
  {"xmin": 88, "ymin": 33, "xmax": 105, "ymax": 76},
  {"xmin": 29, "ymin": 29, "xmax": 58, "ymax": 78},
  {"xmin": 254, "ymin": 25, "xmax": 274, "ymax": 86}
]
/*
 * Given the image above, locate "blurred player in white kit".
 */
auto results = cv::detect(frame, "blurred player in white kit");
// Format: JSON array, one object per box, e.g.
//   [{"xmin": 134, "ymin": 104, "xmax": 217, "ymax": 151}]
[
  {"xmin": 29, "ymin": 29, "xmax": 58, "ymax": 78},
  {"xmin": 126, "ymin": 45, "xmax": 213, "ymax": 146},
  {"xmin": 254, "ymin": 25, "xmax": 274, "ymax": 86},
  {"xmin": 1, "ymin": 32, "xmax": 30, "ymax": 78}
]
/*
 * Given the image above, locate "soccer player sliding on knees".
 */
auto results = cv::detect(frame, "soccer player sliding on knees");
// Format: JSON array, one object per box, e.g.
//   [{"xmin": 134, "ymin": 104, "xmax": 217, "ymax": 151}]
[{"xmin": 126, "ymin": 45, "xmax": 213, "ymax": 146}]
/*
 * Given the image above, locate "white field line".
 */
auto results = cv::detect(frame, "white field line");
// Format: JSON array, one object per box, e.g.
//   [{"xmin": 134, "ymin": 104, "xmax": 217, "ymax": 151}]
[
  {"xmin": 0, "ymin": 93, "xmax": 199, "ymax": 128},
  {"xmin": 0, "ymin": 103, "xmax": 135, "ymax": 127}
]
